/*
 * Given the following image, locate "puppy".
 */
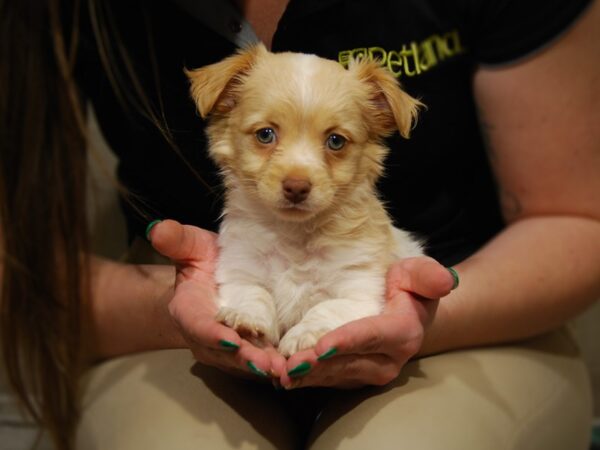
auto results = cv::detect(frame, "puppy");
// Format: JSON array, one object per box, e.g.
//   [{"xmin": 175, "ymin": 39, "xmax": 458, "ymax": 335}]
[{"xmin": 186, "ymin": 44, "xmax": 424, "ymax": 357}]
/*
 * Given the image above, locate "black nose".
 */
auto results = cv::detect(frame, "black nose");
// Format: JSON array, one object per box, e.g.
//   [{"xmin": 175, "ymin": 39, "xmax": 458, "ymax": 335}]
[{"xmin": 282, "ymin": 178, "xmax": 312, "ymax": 204}]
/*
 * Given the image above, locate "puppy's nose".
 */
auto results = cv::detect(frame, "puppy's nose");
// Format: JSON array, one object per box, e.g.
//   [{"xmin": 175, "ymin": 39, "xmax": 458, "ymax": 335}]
[{"xmin": 282, "ymin": 178, "xmax": 312, "ymax": 204}]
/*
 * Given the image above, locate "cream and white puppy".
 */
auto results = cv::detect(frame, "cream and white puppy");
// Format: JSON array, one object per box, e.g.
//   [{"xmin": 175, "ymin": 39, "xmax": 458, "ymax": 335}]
[{"xmin": 187, "ymin": 45, "xmax": 424, "ymax": 357}]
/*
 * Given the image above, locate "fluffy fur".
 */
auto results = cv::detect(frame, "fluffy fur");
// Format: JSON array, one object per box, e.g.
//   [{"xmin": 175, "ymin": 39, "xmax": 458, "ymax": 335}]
[{"xmin": 187, "ymin": 44, "xmax": 424, "ymax": 356}]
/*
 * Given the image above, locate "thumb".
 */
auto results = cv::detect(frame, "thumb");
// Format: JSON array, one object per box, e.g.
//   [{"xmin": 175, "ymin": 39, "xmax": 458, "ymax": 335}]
[
  {"xmin": 386, "ymin": 257, "xmax": 457, "ymax": 300},
  {"xmin": 148, "ymin": 219, "xmax": 218, "ymax": 264}
]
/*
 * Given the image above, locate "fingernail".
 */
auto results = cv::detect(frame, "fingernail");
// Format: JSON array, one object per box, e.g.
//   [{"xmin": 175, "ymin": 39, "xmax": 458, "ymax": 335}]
[
  {"xmin": 287, "ymin": 361, "xmax": 311, "ymax": 378},
  {"xmin": 317, "ymin": 347, "xmax": 337, "ymax": 361},
  {"xmin": 446, "ymin": 267, "xmax": 460, "ymax": 290},
  {"xmin": 218, "ymin": 340, "xmax": 240, "ymax": 351},
  {"xmin": 145, "ymin": 219, "xmax": 162, "ymax": 241},
  {"xmin": 247, "ymin": 361, "xmax": 269, "ymax": 378}
]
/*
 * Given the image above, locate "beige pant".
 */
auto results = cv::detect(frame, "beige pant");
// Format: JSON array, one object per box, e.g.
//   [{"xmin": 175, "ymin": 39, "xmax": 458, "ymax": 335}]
[{"xmin": 77, "ymin": 329, "xmax": 592, "ymax": 450}]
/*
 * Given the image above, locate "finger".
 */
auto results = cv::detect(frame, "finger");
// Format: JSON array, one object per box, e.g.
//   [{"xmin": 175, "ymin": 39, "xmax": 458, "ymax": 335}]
[
  {"xmin": 149, "ymin": 219, "xmax": 219, "ymax": 265},
  {"xmin": 169, "ymin": 288, "xmax": 241, "ymax": 350},
  {"xmin": 315, "ymin": 317, "xmax": 388, "ymax": 357},
  {"xmin": 191, "ymin": 346, "xmax": 243, "ymax": 371},
  {"xmin": 235, "ymin": 339, "xmax": 275, "ymax": 379},
  {"xmin": 386, "ymin": 256, "xmax": 456, "ymax": 300},
  {"xmin": 264, "ymin": 346, "xmax": 287, "ymax": 378},
  {"xmin": 280, "ymin": 348, "xmax": 319, "ymax": 389},
  {"xmin": 185, "ymin": 329, "xmax": 275, "ymax": 380},
  {"xmin": 191, "ymin": 346, "xmax": 270, "ymax": 382},
  {"xmin": 178, "ymin": 311, "xmax": 243, "ymax": 351},
  {"xmin": 283, "ymin": 354, "xmax": 402, "ymax": 389},
  {"xmin": 313, "ymin": 307, "xmax": 424, "ymax": 359}
]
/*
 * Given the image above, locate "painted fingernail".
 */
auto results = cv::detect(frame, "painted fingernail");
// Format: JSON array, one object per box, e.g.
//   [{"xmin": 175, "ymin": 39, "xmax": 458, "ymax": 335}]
[
  {"xmin": 446, "ymin": 267, "xmax": 460, "ymax": 290},
  {"xmin": 145, "ymin": 219, "xmax": 162, "ymax": 241},
  {"xmin": 287, "ymin": 361, "xmax": 312, "ymax": 378},
  {"xmin": 247, "ymin": 361, "xmax": 269, "ymax": 378},
  {"xmin": 218, "ymin": 340, "xmax": 240, "ymax": 351},
  {"xmin": 317, "ymin": 347, "xmax": 338, "ymax": 361}
]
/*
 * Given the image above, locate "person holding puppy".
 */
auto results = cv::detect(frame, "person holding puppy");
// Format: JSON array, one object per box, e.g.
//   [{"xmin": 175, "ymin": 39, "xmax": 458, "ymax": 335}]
[{"xmin": 1, "ymin": 0, "xmax": 599, "ymax": 449}]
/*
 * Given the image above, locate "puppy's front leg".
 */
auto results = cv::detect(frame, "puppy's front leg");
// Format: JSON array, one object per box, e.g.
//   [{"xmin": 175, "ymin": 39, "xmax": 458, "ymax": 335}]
[
  {"xmin": 278, "ymin": 298, "xmax": 382, "ymax": 357},
  {"xmin": 216, "ymin": 283, "xmax": 279, "ymax": 347}
]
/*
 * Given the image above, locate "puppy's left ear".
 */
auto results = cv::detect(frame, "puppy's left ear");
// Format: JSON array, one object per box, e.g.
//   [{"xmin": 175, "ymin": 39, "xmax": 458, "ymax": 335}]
[
  {"xmin": 185, "ymin": 44, "xmax": 268, "ymax": 117},
  {"xmin": 351, "ymin": 59, "xmax": 424, "ymax": 138}
]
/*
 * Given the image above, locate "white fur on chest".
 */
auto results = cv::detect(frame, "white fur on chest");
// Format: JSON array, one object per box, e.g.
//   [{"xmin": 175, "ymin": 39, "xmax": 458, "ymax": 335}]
[
  {"xmin": 217, "ymin": 215, "xmax": 385, "ymax": 325},
  {"xmin": 214, "ymin": 190, "xmax": 423, "ymax": 356}
]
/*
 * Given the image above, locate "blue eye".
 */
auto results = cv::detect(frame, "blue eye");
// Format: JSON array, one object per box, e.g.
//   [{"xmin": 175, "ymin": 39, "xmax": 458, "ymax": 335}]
[
  {"xmin": 326, "ymin": 134, "xmax": 346, "ymax": 151},
  {"xmin": 256, "ymin": 128, "xmax": 276, "ymax": 144}
]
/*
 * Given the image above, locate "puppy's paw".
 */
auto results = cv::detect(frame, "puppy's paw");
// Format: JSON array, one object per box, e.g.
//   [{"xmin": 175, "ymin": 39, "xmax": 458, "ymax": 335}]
[
  {"xmin": 216, "ymin": 306, "xmax": 279, "ymax": 347},
  {"xmin": 278, "ymin": 323, "xmax": 333, "ymax": 357}
]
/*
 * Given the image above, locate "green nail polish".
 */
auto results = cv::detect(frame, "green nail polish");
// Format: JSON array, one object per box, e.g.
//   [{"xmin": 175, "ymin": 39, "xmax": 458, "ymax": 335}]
[
  {"xmin": 219, "ymin": 340, "xmax": 240, "ymax": 351},
  {"xmin": 288, "ymin": 361, "xmax": 312, "ymax": 378},
  {"xmin": 145, "ymin": 219, "xmax": 162, "ymax": 241},
  {"xmin": 317, "ymin": 347, "xmax": 338, "ymax": 361},
  {"xmin": 446, "ymin": 267, "xmax": 460, "ymax": 290},
  {"xmin": 247, "ymin": 361, "xmax": 268, "ymax": 378}
]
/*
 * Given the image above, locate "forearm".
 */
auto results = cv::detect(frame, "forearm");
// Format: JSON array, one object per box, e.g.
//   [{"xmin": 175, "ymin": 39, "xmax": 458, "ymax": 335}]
[
  {"xmin": 84, "ymin": 257, "xmax": 186, "ymax": 364},
  {"xmin": 421, "ymin": 215, "xmax": 600, "ymax": 355}
]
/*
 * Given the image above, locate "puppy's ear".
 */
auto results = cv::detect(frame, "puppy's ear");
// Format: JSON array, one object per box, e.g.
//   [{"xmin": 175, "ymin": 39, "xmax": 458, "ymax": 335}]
[
  {"xmin": 351, "ymin": 59, "xmax": 424, "ymax": 138},
  {"xmin": 185, "ymin": 44, "xmax": 268, "ymax": 117}
]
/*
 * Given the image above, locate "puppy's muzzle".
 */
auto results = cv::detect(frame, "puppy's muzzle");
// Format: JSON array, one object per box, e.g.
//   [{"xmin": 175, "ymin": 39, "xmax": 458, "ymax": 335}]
[{"xmin": 282, "ymin": 177, "xmax": 312, "ymax": 204}]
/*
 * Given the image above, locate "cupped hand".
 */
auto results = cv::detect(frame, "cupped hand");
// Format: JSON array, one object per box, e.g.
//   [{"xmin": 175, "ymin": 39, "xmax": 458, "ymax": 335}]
[
  {"xmin": 149, "ymin": 219, "xmax": 286, "ymax": 381},
  {"xmin": 279, "ymin": 257, "xmax": 456, "ymax": 389}
]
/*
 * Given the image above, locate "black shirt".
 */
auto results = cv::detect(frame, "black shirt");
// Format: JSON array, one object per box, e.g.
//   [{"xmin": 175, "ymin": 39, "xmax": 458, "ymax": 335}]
[{"xmin": 77, "ymin": 0, "xmax": 591, "ymax": 266}]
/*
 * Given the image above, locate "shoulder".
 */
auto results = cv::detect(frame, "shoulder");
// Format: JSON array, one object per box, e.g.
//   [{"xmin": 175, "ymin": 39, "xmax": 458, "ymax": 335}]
[
  {"xmin": 473, "ymin": 0, "xmax": 600, "ymax": 222},
  {"xmin": 444, "ymin": 0, "xmax": 594, "ymax": 66}
]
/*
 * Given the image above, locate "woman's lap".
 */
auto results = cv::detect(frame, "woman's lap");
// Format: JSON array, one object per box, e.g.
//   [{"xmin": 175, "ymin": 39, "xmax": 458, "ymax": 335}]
[
  {"xmin": 308, "ymin": 329, "xmax": 592, "ymax": 450},
  {"xmin": 77, "ymin": 329, "xmax": 592, "ymax": 450}
]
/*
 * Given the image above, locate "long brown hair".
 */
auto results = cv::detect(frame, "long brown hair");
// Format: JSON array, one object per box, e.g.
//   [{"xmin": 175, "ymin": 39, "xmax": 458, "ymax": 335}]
[
  {"xmin": 1, "ymin": 0, "xmax": 199, "ymax": 447},
  {"xmin": 0, "ymin": 0, "xmax": 88, "ymax": 448}
]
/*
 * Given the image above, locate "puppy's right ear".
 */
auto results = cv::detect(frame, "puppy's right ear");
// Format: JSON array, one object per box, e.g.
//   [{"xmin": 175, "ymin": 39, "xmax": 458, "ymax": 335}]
[{"xmin": 185, "ymin": 44, "xmax": 268, "ymax": 117}]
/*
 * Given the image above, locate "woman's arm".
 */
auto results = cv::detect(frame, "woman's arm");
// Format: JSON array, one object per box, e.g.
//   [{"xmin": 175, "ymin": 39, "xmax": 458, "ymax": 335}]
[
  {"xmin": 422, "ymin": 217, "xmax": 600, "ymax": 355},
  {"xmin": 85, "ymin": 256, "xmax": 184, "ymax": 362},
  {"xmin": 421, "ymin": 0, "xmax": 600, "ymax": 355}
]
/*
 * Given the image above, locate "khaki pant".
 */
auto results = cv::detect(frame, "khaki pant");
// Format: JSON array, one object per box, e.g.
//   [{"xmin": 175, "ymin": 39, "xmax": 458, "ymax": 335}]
[{"xmin": 77, "ymin": 329, "xmax": 591, "ymax": 450}]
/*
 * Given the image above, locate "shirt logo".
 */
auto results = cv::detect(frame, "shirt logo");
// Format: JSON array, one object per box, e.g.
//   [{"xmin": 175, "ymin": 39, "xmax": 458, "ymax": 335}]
[{"xmin": 338, "ymin": 30, "xmax": 464, "ymax": 78}]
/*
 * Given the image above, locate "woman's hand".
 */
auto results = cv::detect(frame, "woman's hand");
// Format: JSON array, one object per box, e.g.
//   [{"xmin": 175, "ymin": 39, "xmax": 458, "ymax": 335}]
[
  {"xmin": 279, "ymin": 257, "xmax": 456, "ymax": 389},
  {"xmin": 149, "ymin": 220, "xmax": 286, "ymax": 381}
]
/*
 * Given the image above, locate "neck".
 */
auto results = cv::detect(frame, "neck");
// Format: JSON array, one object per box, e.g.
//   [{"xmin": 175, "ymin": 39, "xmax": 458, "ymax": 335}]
[{"xmin": 233, "ymin": 0, "xmax": 289, "ymax": 49}]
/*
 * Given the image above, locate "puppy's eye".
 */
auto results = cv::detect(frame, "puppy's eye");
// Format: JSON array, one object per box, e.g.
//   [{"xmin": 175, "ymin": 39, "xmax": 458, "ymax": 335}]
[
  {"xmin": 326, "ymin": 134, "xmax": 346, "ymax": 151},
  {"xmin": 256, "ymin": 128, "xmax": 276, "ymax": 144}
]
